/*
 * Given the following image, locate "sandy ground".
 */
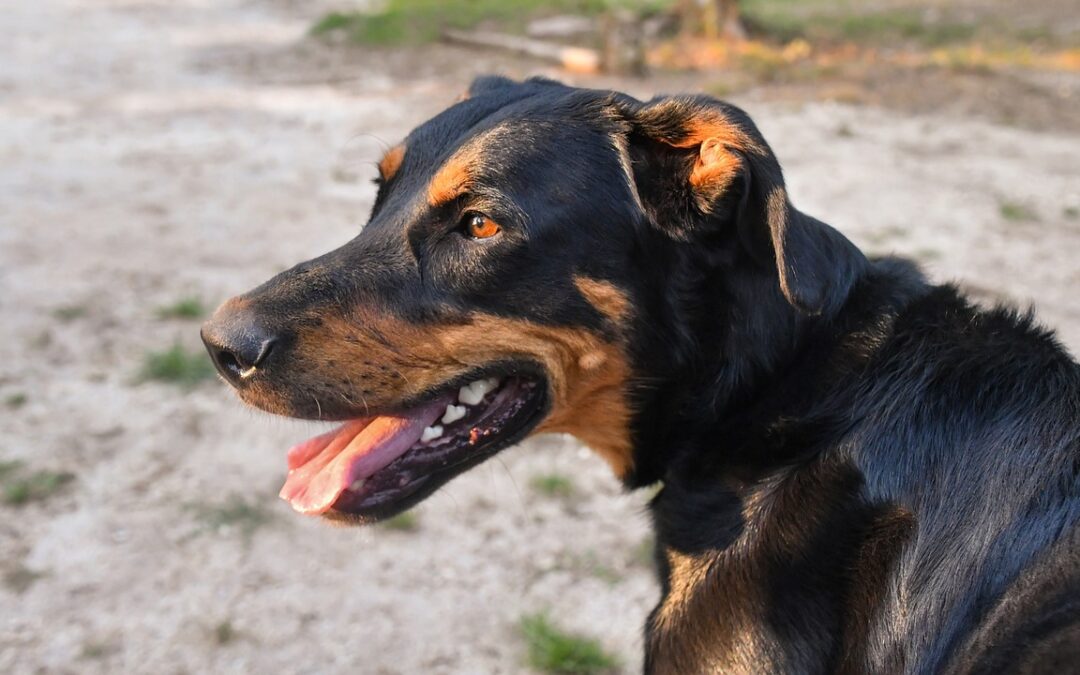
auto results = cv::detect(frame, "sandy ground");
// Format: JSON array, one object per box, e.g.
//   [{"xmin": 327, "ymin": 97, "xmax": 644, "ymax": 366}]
[{"xmin": 1, "ymin": 1, "xmax": 1078, "ymax": 673}]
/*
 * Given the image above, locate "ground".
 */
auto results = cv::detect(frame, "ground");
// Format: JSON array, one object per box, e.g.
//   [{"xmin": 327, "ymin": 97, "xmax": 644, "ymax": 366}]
[{"xmin": 1, "ymin": 1, "xmax": 1078, "ymax": 674}]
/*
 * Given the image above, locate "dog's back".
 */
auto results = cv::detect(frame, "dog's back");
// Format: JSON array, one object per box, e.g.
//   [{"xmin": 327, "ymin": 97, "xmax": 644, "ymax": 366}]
[{"xmin": 852, "ymin": 284, "xmax": 1080, "ymax": 673}]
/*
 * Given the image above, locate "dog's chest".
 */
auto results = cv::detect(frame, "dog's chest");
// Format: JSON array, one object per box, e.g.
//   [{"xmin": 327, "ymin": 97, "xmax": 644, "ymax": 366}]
[
  {"xmin": 647, "ymin": 544, "xmax": 783, "ymax": 674},
  {"xmin": 644, "ymin": 459, "xmax": 903, "ymax": 674}
]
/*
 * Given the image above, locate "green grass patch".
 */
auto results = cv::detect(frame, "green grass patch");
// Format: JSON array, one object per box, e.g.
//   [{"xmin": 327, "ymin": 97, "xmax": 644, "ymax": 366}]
[
  {"xmin": 311, "ymin": 12, "xmax": 355, "ymax": 34},
  {"xmin": 1064, "ymin": 206, "xmax": 1079, "ymax": 220},
  {"xmin": 190, "ymin": 495, "xmax": 275, "ymax": 541},
  {"xmin": 631, "ymin": 534, "xmax": 655, "ymax": 568},
  {"xmin": 571, "ymin": 551, "xmax": 622, "ymax": 585},
  {"xmin": 3, "ymin": 564, "xmax": 45, "ymax": 593},
  {"xmin": 0, "ymin": 460, "xmax": 24, "ymax": 481},
  {"xmin": 157, "ymin": 296, "xmax": 207, "ymax": 320},
  {"xmin": 5, "ymin": 392, "xmax": 28, "ymax": 409},
  {"xmin": 2, "ymin": 469, "xmax": 75, "ymax": 506},
  {"xmin": 214, "ymin": 620, "xmax": 238, "ymax": 645},
  {"xmin": 380, "ymin": 511, "xmax": 420, "ymax": 532},
  {"xmin": 530, "ymin": 473, "xmax": 576, "ymax": 499},
  {"xmin": 914, "ymin": 247, "xmax": 943, "ymax": 262},
  {"xmin": 999, "ymin": 200, "xmax": 1039, "ymax": 223},
  {"xmin": 52, "ymin": 304, "xmax": 87, "ymax": 321},
  {"xmin": 309, "ymin": 0, "xmax": 658, "ymax": 45},
  {"xmin": 520, "ymin": 612, "xmax": 618, "ymax": 674},
  {"xmin": 139, "ymin": 343, "xmax": 217, "ymax": 387},
  {"xmin": 840, "ymin": 12, "xmax": 975, "ymax": 46},
  {"xmin": 80, "ymin": 640, "xmax": 118, "ymax": 660},
  {"xmin": 30, "ymin": 330, "xmax": 53, "ymax": 350},
  {"xmin": 742, "ymin": 1, "xmax": 977, "ymax": 47}
]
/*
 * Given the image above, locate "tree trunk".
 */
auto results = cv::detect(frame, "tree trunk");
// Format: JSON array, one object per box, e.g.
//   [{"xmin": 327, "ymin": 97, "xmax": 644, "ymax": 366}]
[
  {"xmin": 715, "ymin": 0, "xmax": 747, "ymax": 41},
  {"xmin": 677, "ymin": 0, "xmax": 747, "ymax": 41}
]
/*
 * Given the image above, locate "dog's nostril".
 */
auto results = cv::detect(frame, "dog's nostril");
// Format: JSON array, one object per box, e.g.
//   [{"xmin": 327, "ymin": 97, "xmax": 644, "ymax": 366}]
[
  {"xmin": 213, "ymin": 338, "xmax": 274, "ymax": 381},
  {"xmin": 215, "ymin": 348, "xmax": 245, "ymax": 378},
  {"xmin": 200, "ymin": 316, "xmax": 280, "ymax": 386}
]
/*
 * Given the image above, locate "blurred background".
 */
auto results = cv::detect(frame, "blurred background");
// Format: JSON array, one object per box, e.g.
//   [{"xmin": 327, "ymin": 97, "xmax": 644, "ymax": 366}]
[{"xmin": 1, "ymin": 1, "xmax": 1077, "ymax": 673}]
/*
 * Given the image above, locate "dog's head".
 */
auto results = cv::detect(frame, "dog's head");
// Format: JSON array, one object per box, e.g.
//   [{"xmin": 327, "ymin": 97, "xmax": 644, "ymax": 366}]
[{"xmin": 201, "ymin": 77, "xmax": 865, "ymax": 522}]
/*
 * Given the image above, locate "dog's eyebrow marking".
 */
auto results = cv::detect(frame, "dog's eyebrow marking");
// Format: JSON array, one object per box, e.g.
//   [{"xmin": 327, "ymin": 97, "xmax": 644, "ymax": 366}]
[
  {"xmin": 428, "ymin": 147, "xmax": 477, "ymax": 207},
  {"xmin": 378, "ymin": 144, "xmax": 406, "ymax": 182},
  {"xmin": 427, "ymin": 125, "xmax": 512, "ymax": 207}
]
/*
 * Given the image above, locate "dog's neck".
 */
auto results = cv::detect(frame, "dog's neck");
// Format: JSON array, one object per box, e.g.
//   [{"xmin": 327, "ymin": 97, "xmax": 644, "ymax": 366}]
[
  {"xmin": 631, "ymin": 254, "xmax": 929, "ymax": 673},
  {"xmin": 626, "ymin": 249, "xmax": 927, "ymax": 488}
]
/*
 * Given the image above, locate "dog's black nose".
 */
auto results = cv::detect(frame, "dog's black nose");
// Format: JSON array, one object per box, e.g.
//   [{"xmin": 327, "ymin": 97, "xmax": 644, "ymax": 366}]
[{"xmin": 201, "ymin": 304, "xmax": 278, "ymax": 386}]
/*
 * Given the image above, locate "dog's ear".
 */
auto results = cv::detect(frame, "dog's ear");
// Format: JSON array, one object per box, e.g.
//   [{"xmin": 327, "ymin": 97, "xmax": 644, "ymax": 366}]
[
  {"xmin": 616, "ymin": 95, "xmax": 866, "ymax": 315},
  {"xmin": 464, "ymin": 75, "xmax": 567, "ymax": 100},
  {"xmin": 465, "ymin": 75, "xmax": 520, "ymax": 98}
]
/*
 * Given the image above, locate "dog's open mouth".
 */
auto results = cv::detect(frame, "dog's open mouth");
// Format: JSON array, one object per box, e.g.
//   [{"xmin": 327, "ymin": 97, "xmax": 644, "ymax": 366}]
[{"xmin": 279, "ymin": 374, "xmax": 547, "ymax": 517}]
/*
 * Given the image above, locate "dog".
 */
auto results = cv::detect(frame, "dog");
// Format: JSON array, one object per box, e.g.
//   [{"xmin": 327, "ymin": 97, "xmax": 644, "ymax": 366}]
[{"xmin": 201, "ymin": 76, "xmax": 1080, "ymax": 673}]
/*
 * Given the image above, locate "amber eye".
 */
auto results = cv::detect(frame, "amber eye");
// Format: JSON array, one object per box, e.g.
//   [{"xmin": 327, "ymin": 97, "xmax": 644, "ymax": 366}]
[{"xmin": 464, "ymin": 213, "xmax": 501, "ymax": 240}]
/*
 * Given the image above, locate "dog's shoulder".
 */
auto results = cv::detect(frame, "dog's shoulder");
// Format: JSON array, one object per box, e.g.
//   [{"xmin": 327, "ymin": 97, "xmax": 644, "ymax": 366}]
[
  {"xmin": 646, "ymin": 265, "xmax": 1080, "ymax": 674},
  {"xmin": 946, "ymin": 522, "xmax": 1080, "ymax": 674}
]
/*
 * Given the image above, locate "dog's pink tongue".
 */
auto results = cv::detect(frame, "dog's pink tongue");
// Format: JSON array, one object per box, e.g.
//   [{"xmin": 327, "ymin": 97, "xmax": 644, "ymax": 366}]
[{"xmin": 279, "ymin": 397, "xmax": 449, "ymax": 515}]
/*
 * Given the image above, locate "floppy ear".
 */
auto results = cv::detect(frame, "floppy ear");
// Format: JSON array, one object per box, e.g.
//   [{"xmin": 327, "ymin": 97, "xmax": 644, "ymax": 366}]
[{"xmin": 619, "ymin": 95, "xmax": 867, "ymax": 316}]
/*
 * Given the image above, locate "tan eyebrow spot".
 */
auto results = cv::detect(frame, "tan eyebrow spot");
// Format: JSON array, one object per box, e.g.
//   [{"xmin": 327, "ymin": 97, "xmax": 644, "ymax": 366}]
[
  {"xmin": 377, "ymin": 144, "xmax": 406, "ymax": 182},
  {"xmin": 427, "ymin": 144, "xmax": 480, "ymax": 207}
]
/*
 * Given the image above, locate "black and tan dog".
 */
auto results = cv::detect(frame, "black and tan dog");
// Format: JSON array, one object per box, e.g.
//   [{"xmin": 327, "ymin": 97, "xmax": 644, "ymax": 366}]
[{"xmin": 201, "ymin": 77, "xmax": 1080, "ymax": 673}]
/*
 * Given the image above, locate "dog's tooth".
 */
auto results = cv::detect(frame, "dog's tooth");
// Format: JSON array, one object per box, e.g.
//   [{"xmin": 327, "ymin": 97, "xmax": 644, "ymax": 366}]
[
  {"xmin": 349, "ymin": 478, "xmax": 366, "ymax": 492},
  {"xmin": 459, "ymin": 377, "xmax": 501, "ymax": 406},
  {"xmin": 474, "ymin": 378, "xmax": 498, "ymax": 396},
  {"xmin": 458, "ymin": 382, "xmax": 485, "ymax": 406},
  {"xmin": 441, "ymin": 404, "xmax": 467, "ymax": 425},
  {"xmin": 420, "ymin": 425, "xmax": 443, "ymax": 443}
]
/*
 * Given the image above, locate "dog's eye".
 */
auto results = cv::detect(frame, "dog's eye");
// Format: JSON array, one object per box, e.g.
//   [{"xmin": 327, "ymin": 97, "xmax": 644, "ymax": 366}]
[{"xmin": 463, "ymin": 213, "xmax": 501, "ymax": 240}]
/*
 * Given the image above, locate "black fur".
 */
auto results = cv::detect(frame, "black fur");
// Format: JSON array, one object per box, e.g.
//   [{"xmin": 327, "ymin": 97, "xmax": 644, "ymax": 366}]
[{"xmin": 204, "ymin": 78, "xmax": 1080, "ymax": 674}]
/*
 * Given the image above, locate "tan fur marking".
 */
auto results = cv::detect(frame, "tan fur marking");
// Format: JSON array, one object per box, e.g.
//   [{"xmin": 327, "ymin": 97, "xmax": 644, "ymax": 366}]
[
  {"xmin": 574, "ymin": 276, "xmax": 632, "ymax": 325},
  {"xmin": 690, "ymin": 136, "xmax": 740, "ymax": 190},
  {"xmin": 681, "ymin": 119, "xmax": 752, "ymax": 149},
  {"xmin": 275, "ymin": 311, "xmax": 636, "ymax": 479},
  {"xmin": 427, "ymin": 146, "xmax": 478, "ymax": 207},
  {"xmin": 673, "ymin": 119, "xmax": 752, "ymax": 195},
  {"xmin": 377, "ymin": 144, "xmax": 406, "ymax": 182},
  {"xmin": 427, "ymin": 124, "xmax": 520, "ymax": 207},
  {"xmin": 634, "ymin": 101, "xmax": 762, "ymax": 197},
  {"xmin": 651, "ymin": 547, "xmax": 774, "ymax": 674}
]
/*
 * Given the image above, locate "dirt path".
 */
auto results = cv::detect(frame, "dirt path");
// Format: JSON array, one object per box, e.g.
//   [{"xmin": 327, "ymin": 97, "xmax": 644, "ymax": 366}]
[{"xmin": 1, "ymin": 1, "xmax": 1077, "ymax": 674}]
